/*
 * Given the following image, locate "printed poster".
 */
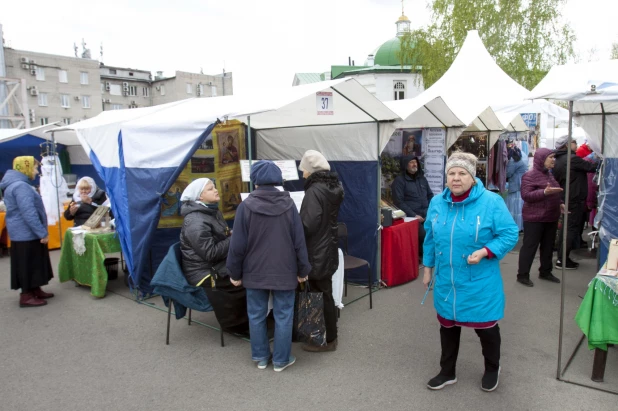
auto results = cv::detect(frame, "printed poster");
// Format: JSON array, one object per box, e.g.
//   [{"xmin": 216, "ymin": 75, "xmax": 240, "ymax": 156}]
[{"xmin": 158, "ymin": 120, "xmax": 248, "ymax": 228}]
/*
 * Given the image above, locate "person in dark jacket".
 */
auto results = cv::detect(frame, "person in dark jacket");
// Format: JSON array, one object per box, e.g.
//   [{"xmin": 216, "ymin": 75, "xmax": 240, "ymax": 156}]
[
  {"xmin": 64, "ymin": 177, "xmax": 109, "ymax": 226},
  {"xmin": 297, "ymin": 150, "xmax": 344, "ymax": 352},
  {"xmin": 179, "ymin": 178, "xmax": 249, "ymax": 335},
  {"xmin": 391, "ymin": 155, "xmax": 433, "ymax": 257},
  {"xmin": 227, "ymin": 161, "xmax": 311, "ymax": 372},
  {"xmin": 0, "ymin": 156, "xmax": 54, "ymax": 307},
  {"xmin": 552, "ymin": 135, "xmax": 599, "ymax": 269},
  {"xmin": 517, "ymin": 149, "xmax": 564, "ymax": 286}
]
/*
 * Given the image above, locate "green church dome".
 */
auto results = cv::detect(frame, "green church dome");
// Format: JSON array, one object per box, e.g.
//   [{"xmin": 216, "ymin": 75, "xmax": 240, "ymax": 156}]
[{"xmin": 373, "ymin": 37, "xmax": 416, "ymax": 66}]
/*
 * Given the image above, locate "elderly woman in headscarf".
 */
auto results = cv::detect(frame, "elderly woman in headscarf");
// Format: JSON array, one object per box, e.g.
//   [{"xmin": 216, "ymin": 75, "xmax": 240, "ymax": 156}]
[
  {"xmin": 0, "ymin": 156, "xmax": 54, "ymax": 307},
  {"xmin": 179, "ymin": 178, "xmax": 249, "ymax": 335},
  {"xmin": 64, "ymin": 177, "xmax": 109, "ymax": 226}
]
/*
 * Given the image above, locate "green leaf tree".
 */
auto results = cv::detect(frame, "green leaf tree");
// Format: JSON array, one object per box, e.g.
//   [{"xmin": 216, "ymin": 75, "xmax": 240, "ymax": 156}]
[
  {"xmin": 399, "ymin": 0, "xmax": 576, "ymax": 90},
  {"xmin": 611, "ymin": 43, "xmax": 618, "ymax": 60}
]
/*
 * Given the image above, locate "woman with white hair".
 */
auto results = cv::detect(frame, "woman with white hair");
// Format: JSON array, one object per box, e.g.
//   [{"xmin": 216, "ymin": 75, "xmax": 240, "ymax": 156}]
[{"xmin": 179, "ymin": 178, "xmax": 249, "ymax": 335}]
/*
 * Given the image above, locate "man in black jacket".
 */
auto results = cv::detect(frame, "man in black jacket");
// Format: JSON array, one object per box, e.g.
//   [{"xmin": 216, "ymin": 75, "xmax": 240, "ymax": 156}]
[
  {"xmin": 552, "ymin": 135, "xmax": 599, "ymax": 269},
  {"xmin": 298, "ymin": 150, "xmax": 344, "ymax": 352},
  {"xmin": 391, "ymin": 155, "xmax": 434, "ymax": 257}
]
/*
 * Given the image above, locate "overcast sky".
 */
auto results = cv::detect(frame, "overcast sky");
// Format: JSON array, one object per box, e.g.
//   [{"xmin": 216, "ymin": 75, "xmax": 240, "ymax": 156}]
[{"xmin": 2, "ymin": 0, "xmax": 617, "ymax": 93}]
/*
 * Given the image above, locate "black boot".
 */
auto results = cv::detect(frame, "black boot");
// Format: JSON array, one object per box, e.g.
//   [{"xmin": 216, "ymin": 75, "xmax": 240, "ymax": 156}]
[
  {"xmin": 475, "ymin": 325, "xmax": 501, "ymax": 392},
  {"xmin": 427, "ymin": 326, "xmax": 461, "ymax": 390}
]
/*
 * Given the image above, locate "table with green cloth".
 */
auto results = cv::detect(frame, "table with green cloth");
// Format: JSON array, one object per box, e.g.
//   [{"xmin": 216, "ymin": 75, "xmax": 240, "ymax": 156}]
[
  {"xmin": 58, "ymin": 229, "xmax": 122, "ymax": 298},
  {"xmin": 574, "ymin": 274, "xmax": 618, "ymax": 381}
]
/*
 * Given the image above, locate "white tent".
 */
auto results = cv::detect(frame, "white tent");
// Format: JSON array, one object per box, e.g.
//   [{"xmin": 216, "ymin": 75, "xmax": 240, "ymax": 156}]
[
  {"xmin": 529, "ymin": 60, "xmax": 618, "ymax": 395},
  {"xmin": 0, "ymin": 123, "xmax": 62, "ymax": 144},
  {"xmin": 52, "ymin": 78, "xmax": 400, "ymax": 294},
  {"xmin": 385, "ymin": 96, "xmax": 467, "ymax": 147},
  {"xmin": 392, "ymin": 30, "xmax": 536, "ymax": 150}
]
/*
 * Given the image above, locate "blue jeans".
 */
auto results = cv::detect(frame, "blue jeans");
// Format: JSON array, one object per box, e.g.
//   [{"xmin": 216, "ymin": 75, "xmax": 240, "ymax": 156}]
[{"xmin": 246, "ymin": 288, "xmax": 295, "ymax": 367}]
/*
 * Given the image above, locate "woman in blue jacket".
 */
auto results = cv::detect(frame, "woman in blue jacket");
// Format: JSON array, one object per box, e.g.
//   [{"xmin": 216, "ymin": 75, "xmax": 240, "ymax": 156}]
[
  {"xmin": 0, "ymin": 157, "xmax": 54, "ymax": 307},
  {"xmin": 422, "ymin": 152, "xmax": 518, "ymax": 392}
]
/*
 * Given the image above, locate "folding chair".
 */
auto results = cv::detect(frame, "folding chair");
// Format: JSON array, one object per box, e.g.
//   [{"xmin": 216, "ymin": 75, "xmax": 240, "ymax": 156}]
[{"xmin": 337, "ymin": 222, "xmax": 373, "ymax": 309}]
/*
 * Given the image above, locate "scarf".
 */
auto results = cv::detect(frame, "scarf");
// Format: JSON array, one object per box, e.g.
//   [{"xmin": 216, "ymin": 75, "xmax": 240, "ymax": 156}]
[
  {"xmin": 13, "ymin": 156, "xmax": 37, "ymax": 179},
  {"xmin": 73, "ymin": 177, "xmax": 98, "ymax": 202}
]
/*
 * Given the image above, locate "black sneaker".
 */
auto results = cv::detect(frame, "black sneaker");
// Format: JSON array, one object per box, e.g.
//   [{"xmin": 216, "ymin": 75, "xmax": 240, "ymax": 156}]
[
  {"xmin": 481, "ymin": 366, "xmax": 501, "ymax": 392},
  {"xmin": 567, "ymin": 258, "xmax": 580, "ymax": 268},
  {"xmin": 555, "ymin": 260, "xmax": 577, "ymax": 270},
  {"xmin": 516, "ymin": 278, "xmax": 534, "ymax": 287},
  {"xmin": 539, "ymin": 274, "xmax": 561, "ymax": 283},
  {"xmin": 427, "ymin": 374, "xmax": 457, "ymax": 390}
]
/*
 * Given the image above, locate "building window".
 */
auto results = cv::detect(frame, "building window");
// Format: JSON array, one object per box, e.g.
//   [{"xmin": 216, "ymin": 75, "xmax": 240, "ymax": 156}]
[
  {"xmin": 40, "ymin": 117, "xmax": 49, "ymax": 125},
  {"xmin": 80, "ymin": 72, "xmax": 89, "ymax": 85},
  {"xmin": 101, "ymin": 83, "xmax": 105, "ymax": 92},
  {"xmin": 129, "ymin": 72, "xmax": 134, "ymax": 76},
  {"xmin": 38, "ymin": 93, "xmax": 48, "ymax": 107},
  {"xmin": 211, "ymin": 85, "xmax": 217, "ymax": 97},
  {"xmin": 186, "ymin": 83, "xmax": 192, "ymax": 94},
  {"xmin": 35, "ymin": 67, "xmax": 45, "ymax": 81},
  {"xmin": 82, "ymin": 96, "xmax": 91, "ymax": 108},
  {"xmin": 142, "ymin": 87, "xmax": 149, "ymax": 97},
  {"xmin": 110, "ymin": 84, "xmax": 121, "ymax": 96},
  {"xmin": 196, "ymin": 84, "xmax": 203, "ymax": 96},
  {"xmin": 128, "ymin": 85, "xmax": 138, "ymax": 96},
  {"xmin": 58, "ymin": 69, "xmax": 68, "ymax": 83},
  {"xmin": 60, "ymin": 94, "xmax": 70, "ymax": 108},
  {"xmin": 160, "ymin": 85, "xmax": 166, "ymax": 96},
  {"xmin": 109, "ymin": 69, "xmax": 117, "ymax": 75},
  {"xmin": 63, "ymin": 118, "xmax": 71, "ymax": 125},
  {"xmin": 111, "ymin": 104, "xmax": 123, "ymax": 110},
  {"xmin": 393, "ymin": 81, "xmax": 406, "ymax": 100}
]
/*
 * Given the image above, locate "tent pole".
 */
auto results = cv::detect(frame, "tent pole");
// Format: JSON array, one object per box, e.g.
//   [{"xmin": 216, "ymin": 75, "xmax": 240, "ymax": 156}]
[
  {"xmin": 376, "ymin": 121, "xmax": 381, "ymax": 287},
  {"xmin": 51, "ymin": 131, "xmax": 63, "ymax": 247},
  {"xmin": 598, "ymin": 103, "xmax": 606, "ymax": 271},
  {"xmin": 556, "ymin": 100, "xmax": 573, "ymax": 379},
  {"xmin": 247, "ymin": 116, "xmax": 253, "ymax": 192}
]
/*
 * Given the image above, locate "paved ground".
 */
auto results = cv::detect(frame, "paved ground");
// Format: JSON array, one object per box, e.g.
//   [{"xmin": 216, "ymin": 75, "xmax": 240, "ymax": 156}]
[{"xmin": 0, "ymin": 237, "xmax": 616, "ymax": 411}]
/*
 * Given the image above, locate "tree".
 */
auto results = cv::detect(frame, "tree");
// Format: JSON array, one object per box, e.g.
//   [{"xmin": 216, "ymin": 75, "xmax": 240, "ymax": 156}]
[
  {"xmin": 399, "ymin": 0, "xmax": 576, "ymax": 90},
  {"xmin": 611, "ymin": 43, "xmax": 618, "ymax": 60}
]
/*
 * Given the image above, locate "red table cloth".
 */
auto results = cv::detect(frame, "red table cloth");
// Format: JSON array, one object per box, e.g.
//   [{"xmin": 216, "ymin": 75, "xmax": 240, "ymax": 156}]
[{"xmin": 381, "ymin": 218, "xmax": 419, "ymax": 286}]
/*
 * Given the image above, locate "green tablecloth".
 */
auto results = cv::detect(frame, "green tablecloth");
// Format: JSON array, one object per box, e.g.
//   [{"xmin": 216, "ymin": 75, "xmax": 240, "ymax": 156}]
[
  {"xmin": 58, "ymin": 230, "xmax": 122, "ymax": 298},
  {"xmin": 575, "ymin": 275, "xmax": 618, "ymax": 351}
]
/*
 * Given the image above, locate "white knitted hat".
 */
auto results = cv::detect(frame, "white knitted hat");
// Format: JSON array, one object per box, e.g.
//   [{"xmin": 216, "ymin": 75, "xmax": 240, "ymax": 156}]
[
  {"xmin": 299, "ymin": 150, "xmax": 331, "ymax": 173},
  {"xmin": 445, "ymin": 152, "xmax": 477, "ymax": 177}
]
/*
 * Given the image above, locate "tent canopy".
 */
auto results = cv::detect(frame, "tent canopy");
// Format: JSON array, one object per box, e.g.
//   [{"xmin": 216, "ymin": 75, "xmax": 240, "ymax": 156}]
[
  {"xmin": 0, "ymin": 123, "xmax": 62, "ymax": 144},
  {"xmin": 529, "ymin": 60, "xmax": 618, "ymax": 157},
  {"xmin": 493, "ymin": 99, "xmax": 569, "ymax": 123},
  {"xmin": 53, "ymin": 78, "xmax": 400, "ymax": 295},
  {"xmin": 412, "ymin": 30, "xmax": 528, "ymax": 128}
]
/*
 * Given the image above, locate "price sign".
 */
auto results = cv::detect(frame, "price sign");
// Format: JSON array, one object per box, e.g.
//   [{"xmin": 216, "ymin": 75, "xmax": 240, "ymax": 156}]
[{"xmin": 316, "ymin": 91, "xmax": 333, "ymax": 115}]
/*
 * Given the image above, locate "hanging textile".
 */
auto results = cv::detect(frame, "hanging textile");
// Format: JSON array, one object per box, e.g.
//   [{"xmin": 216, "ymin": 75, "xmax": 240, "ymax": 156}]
[{"xmin": 40, "ymin": 155, "xmax": 70, "ymax": 225}]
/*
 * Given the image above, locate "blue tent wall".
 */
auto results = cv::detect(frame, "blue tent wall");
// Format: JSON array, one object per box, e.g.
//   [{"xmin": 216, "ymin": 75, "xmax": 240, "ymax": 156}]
[
  {"xmin": 599, "ymin": 158, "xmax": 618, "ymax": 265},
  {"xmin": 284, "ymin": 161, "xmax": 378, "ymax": 285},
  {"xmin": 0, "ymin": 135, "xmax": 66, "ymax": 186}
]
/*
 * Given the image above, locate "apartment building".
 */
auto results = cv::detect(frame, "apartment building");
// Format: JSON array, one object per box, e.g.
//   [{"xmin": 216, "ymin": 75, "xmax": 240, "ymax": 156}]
[
  {"xmin": 2, "ymin": 45, "xmax": 233, "ymax": 128},
  {"xmin": 3, "ymin": 48, "xmax": 102, "ymax": 126}
]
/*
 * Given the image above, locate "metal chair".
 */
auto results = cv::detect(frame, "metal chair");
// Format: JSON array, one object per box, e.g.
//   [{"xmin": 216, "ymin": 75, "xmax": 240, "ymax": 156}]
[{"xmin": 337, "ymin": 222, "xmax": 373, "ymax": 309}]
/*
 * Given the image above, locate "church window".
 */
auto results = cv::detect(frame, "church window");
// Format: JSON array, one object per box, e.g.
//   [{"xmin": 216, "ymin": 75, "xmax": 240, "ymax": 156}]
[{"xmin": 394, "ymin": 80, "xmax": 406, "ymax": 100}]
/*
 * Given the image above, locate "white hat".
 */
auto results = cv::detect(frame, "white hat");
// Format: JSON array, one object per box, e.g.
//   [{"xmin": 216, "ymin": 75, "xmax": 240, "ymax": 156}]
[{"xmin": 299, "ymin": 150, "xmax": 330, "ymax": 174}]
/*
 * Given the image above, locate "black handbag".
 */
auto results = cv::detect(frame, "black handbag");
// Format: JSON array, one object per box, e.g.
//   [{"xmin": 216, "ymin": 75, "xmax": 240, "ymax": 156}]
[{"xmin": 293, "ymin": 283, "xmax": 327, "ymax": 347}]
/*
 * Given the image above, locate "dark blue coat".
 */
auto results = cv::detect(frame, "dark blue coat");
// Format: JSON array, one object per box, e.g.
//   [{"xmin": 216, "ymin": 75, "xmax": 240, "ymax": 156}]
[
  {"xmin": 0, "ymin": 169, "xmax": 48, "ymax": 241},
  {"xmin": 391, "ymin": 155, "xmax": 434, "ymax": 218},
  {"xmin": 227, "ymin": 186, "xmax": 311, "ymax": 290}
]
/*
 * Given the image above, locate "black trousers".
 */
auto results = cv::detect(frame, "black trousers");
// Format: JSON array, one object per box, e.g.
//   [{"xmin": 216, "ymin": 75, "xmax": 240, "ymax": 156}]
[
  {"xmin": 518, "ymin": 221, "xmax": 558, "ymax": 279},
  {"xmin": 439, "ymin": 325, "xmax": 501, "ymax": 376},
  {"xmin": 558, "ymin": 201, "xmax": 584, "ymax": 261},
  {"xmin": 309, "ymin": 276, "xmax": 337, "ymax": 343},
  {"xmin": 418, "ymin": 223, "xmax": 426, "ymax": 259}
]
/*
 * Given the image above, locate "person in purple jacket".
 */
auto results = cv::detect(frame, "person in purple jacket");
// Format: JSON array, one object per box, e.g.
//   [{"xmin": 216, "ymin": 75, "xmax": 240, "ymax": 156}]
[
  {"xmin": 227, "ymin": 160, "xmax": 311, "ymax": 372},
  {"xmin": 516, "ymin": 148, "xmax": 565, "ymax": 287}
]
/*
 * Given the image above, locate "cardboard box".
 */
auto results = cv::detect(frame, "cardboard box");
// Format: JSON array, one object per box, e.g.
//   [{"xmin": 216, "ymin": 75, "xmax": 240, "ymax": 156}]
[{"xmin": 607, "ymin": 239, "xmax": 618, "ymax": 270}]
